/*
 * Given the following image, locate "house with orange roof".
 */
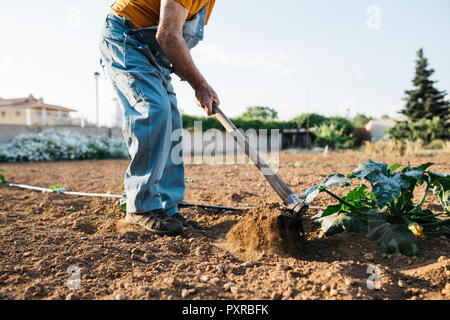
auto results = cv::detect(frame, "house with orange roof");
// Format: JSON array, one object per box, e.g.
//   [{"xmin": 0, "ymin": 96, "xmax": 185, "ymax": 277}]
[{"xmin": 0, "ymin": 95, "xmax": 76, "ymax": 126}]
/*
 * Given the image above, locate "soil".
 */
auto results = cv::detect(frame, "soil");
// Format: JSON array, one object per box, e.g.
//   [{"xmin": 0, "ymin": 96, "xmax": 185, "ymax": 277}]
[
  {"xmin": 0, "ymin": 152, "xmax": 449, "ymax": 300},
  {"xmin": 226, "ymin": 203, "xmax": 304, "ymax": 255}
]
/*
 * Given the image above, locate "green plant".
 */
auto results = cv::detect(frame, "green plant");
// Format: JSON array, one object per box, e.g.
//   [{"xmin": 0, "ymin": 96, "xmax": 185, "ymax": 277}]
[
  {"xmin": 120, "ymin": 193, "xmax": 127, "ymax": 212},
  {"xmin": 287, "ymin": 161, "xmax": 304, "ymax": 168},
  {"xmin": 0, "ymin": 169, "xmax": 6, "ymax": 184},
  {"xmin": 301, "ymin": 159, "xmax": 450, "ymax": 256},
  {"xmin": 386, "ymin": 117, "xmax": 448, "ymax": 144},
  {"xmin": 49, "ymin": 185, "xmax": 66, "ymax": 193},
  {"xmin": 239, "ymin": 106, "xmax": 278, "ymax": 121},
  {"xmin": 314, "ymin": 123, "xmax": 353, "ymax": 149}
]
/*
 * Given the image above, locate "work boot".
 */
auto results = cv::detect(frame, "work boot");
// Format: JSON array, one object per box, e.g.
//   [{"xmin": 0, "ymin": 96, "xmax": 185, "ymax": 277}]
[
  {"xmin": 125, "ymin": 209, "xmax": 183, "ymax": 236},
  {"xmin": 171, "ymin": 213, "xmax": 202, "ymax": 229}
]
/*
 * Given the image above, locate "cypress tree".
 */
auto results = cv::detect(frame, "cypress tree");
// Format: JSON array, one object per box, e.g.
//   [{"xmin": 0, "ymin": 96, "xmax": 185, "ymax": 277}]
[{"xmin": 401, "ymin": 48, "xmax": 449, "ymax": 121}]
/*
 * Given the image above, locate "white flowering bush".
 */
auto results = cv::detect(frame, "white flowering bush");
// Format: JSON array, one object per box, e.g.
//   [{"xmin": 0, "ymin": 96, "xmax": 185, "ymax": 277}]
[{"xmin": 0, "ymin": 130, "xmax": 129, "ymax": 162}]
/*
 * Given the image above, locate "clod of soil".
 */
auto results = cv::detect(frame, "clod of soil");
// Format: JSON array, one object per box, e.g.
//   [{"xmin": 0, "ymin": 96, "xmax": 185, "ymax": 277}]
[{"xmin": 226, "ymin": 203, "xmax": 304, "ymax": 255}]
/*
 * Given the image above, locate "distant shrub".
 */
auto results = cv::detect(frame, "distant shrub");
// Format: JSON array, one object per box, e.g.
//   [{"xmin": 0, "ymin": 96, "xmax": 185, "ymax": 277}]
[
  {"xmin": 386, "ymin": 117, "xmax": 449, "ymax": 144},
  {"xmin": 314, "ymin": 123, "xmax": 353, "ymax": 150},
  {"xmin": 327, "ymin": 116, "xmax": 355, "ymax": 136},
  {"xmin": 292, "ymin": 114, "xmax": 354, "ymax": 135}
]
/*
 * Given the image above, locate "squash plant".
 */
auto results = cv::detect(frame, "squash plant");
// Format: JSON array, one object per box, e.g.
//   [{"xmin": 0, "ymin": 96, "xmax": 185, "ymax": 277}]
[{"xmin": 301, "ymin": 160, "xmax": 450, "ymax": 256}]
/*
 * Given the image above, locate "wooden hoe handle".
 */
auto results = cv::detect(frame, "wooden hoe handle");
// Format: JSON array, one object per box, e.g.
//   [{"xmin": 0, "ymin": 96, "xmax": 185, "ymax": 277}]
[{"xmin": 212, "ymin": 103, "xmax": 308, "ymax": 215}]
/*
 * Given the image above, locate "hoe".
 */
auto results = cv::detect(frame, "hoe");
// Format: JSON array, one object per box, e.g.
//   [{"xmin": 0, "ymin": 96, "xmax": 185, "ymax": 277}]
[{"xmin": 213, "ymin": 103, "xmax": 309, "ymax": 216}]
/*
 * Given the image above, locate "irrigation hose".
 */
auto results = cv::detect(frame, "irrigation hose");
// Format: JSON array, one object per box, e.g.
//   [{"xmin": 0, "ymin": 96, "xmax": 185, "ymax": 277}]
[{"xmin": 6, "ymin": 183, "xmax": 326, "ymax": 212}]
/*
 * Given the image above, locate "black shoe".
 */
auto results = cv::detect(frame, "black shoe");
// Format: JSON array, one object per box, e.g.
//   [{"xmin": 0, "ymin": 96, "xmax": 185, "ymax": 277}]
[
  {"xmin": 171, "ymin": 213, "xmax": 202, "ymax": 229},
  {"xmin": 125, "ymin": 209, "xmax": 183, "ymax": 236}
]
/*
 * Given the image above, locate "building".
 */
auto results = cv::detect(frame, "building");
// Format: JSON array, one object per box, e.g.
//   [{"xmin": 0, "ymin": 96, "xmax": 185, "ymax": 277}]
[
  {"xmin": 0, "ymin": 95, "xmax": 76, "ymax": 126},
  {"xmin": 282, "ymin": 128, "xmax": 316, "ymax": 149},
  {"xmin": 365, "ymin": 117, "xmax": 407, "ymax": 142}
]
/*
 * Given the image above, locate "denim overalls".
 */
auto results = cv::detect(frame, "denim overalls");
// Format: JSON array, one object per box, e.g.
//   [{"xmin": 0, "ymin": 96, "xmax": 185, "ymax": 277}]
[{"xmin": 99, "ymin": 4, "xmax": 208, "ymax": 215}]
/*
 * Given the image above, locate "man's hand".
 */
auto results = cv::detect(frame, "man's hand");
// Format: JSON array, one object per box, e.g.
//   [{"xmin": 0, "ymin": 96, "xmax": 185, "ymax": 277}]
[
  {"xmin": 157, "ymin": 0, "xmax": 220, "ymax": 116},
  {"xmin": 195, "ymin": 83, "xmax": 220, "ymax": 116}
]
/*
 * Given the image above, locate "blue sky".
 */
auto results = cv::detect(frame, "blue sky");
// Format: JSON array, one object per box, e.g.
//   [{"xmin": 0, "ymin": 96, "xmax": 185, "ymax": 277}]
[{"xmin": 0, "ymin": 0, "xmax": 449, "ymax": 125}]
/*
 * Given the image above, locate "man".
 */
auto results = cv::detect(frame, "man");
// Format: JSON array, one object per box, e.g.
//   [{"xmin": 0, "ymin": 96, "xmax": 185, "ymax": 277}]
[{"xmin": 100, "ymin": 0, "xmax": 220, "ymax": 236}]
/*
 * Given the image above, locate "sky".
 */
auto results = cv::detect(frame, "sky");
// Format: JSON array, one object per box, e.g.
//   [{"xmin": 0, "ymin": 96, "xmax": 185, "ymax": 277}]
[{"xmin": 0, "ymin": 0, "xmax": 449, "ymax": 126}]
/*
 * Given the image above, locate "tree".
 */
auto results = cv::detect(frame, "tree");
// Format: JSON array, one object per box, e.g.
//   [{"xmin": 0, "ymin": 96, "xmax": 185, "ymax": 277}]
[
  {"xmin": 401, "ymin": 48, "xmax": 449, "ymax": 121},
  {"xmin": 292, "ymin": 113, "xmax": 328, "ymax": 128},
  {"xmin": 239, "ymin": 106, "xmax": 278, "ymax": 120},
  {"xmin": 352, "ymin": 113, "xmax": 373, "ymax": 128}
]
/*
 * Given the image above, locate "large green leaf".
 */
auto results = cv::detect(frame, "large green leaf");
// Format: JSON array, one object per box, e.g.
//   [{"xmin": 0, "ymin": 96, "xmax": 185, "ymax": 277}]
[
  {"xmin": 388, "ymin": 163, "xmax": 403, "ymax": 174},
  {"xmin": 321, "ymin": 204, "xmax": 342, "ymax": 217},
  {"xmin": 371, "ymin": 172, "xmax": 410, "ymax": 205},
  {"xmin": 366, "ymin": 210, "xmax": 418, "ymax": 256},
  {"xmin": 403, "ymin": 168, "xmax": 424, "ymax": 181},
  {"xmin": 344, "ymin": 185, "xmax": 370, "ymax": 207},
  {"xmin": 300, "ymin": 174, "xmax": 352, "ymax": 204},
  {"xmin": 350, "ymin": 160, "xmax": 390, "ymax": 181}
]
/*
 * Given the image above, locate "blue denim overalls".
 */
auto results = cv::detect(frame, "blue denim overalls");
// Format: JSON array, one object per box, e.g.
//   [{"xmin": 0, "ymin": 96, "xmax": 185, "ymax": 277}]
[{"xmin": 100, "ymin": 4, "xmax": 208, "ymax": 215}]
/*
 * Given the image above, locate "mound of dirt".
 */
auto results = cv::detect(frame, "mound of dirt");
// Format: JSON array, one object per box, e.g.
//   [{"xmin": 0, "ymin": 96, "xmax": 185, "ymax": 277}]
[{"xmin": 226, "ymin": 203, "xmax": 304, "ymax": 255}]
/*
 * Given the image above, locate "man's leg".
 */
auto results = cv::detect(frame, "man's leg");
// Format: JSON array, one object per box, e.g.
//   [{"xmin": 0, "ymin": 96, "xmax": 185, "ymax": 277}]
[
  {"xmin": 100, "ymin": 17, "xmax": 182, "ymax": 234},
  {"xmin": 158, "ymin": 90, "xmax": 201, "ymax": 229},
  {"xmin": 158, "ymin": 90, "xmax": 185, "ymax": 216}
]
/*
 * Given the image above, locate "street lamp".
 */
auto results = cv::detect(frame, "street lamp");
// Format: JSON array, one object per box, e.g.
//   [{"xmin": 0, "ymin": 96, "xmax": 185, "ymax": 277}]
[{"xmin": 94, "ymin": 72, "xmax": 100, "ymax": 127}]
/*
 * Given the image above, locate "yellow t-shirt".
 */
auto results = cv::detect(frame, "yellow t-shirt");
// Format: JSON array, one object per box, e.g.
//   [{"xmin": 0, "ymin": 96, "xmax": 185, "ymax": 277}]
[{"xmin": 111, "ymin": 0, "xmax": 215, "ymax": 29}]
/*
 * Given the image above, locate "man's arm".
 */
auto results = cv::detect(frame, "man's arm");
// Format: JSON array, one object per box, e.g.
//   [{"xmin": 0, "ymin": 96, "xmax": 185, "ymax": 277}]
[{"xmin": 156, "ymin": 0, "xmax": 219, "ymax": 116}]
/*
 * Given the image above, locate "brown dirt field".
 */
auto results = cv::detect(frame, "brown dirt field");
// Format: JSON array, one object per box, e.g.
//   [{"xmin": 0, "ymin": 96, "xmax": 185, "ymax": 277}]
[{"xmin": 0, "ymin": 152, "xmax": 449, "ymax": 300}]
